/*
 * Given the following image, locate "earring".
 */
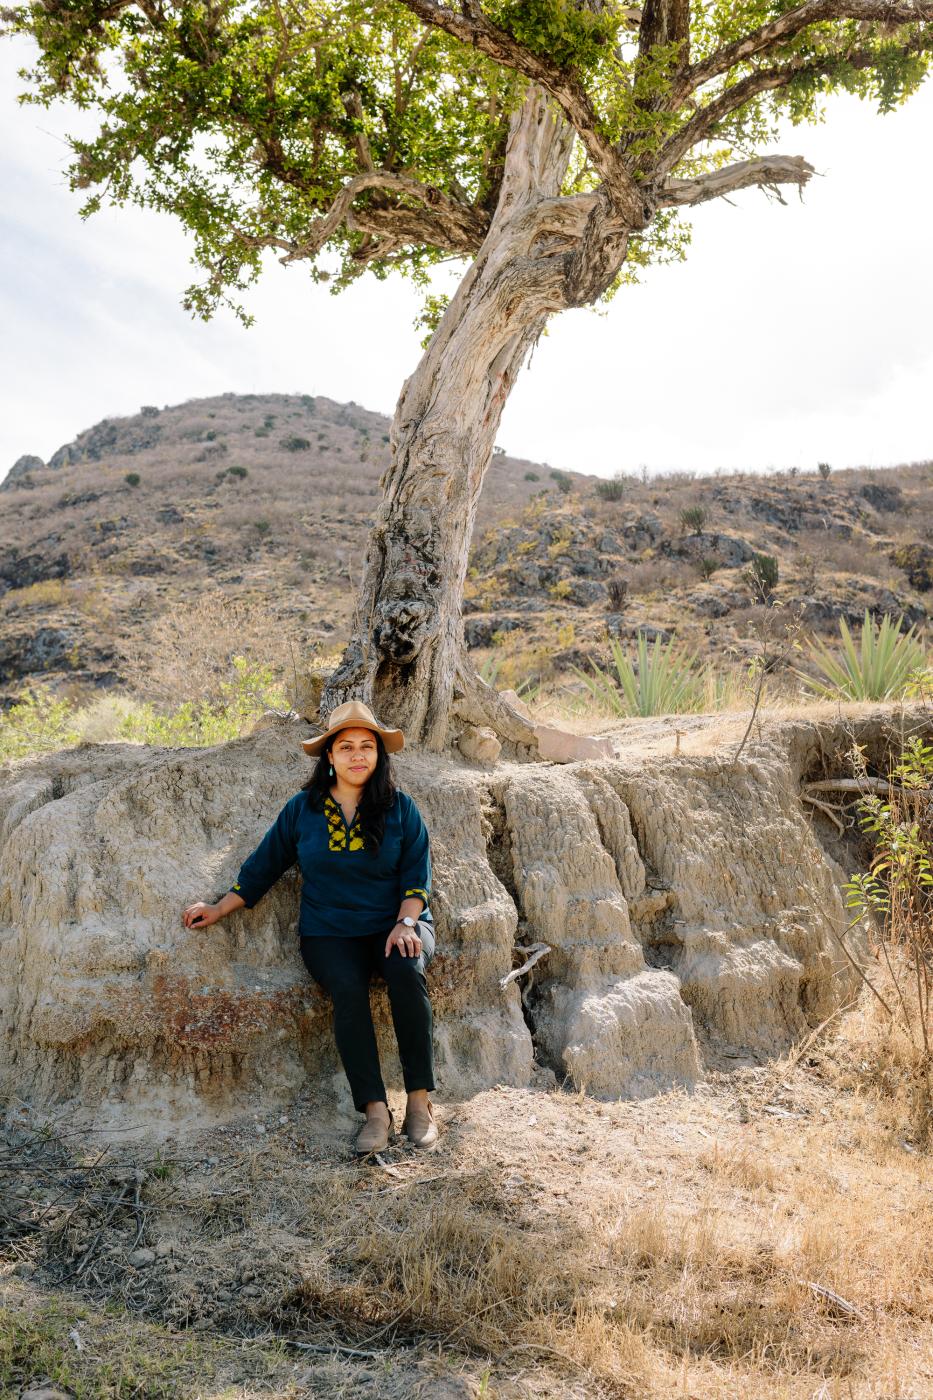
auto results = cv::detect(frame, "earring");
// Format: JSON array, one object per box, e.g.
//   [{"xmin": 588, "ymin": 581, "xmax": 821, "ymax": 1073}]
[{"xmin": 329, "ymin": 763, "xmax": 334, "ymax": 776}]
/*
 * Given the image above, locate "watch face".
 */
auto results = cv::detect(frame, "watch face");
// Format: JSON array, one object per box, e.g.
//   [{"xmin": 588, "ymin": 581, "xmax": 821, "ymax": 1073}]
[{"xmin": 403, "ymin": 917, "xmax": 414, "ymax": 926}]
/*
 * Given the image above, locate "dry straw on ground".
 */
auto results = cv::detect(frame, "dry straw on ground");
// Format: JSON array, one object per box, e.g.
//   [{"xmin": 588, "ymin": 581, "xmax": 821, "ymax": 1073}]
[{"xmin": 3, "ymin": 995, "xmax": 933, "ymax": 1400}]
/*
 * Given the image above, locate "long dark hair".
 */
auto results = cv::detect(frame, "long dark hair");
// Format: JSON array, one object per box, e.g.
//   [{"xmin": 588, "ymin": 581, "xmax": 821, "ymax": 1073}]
[{"xmin": 301, "ymin": 729, "xmax": 397, "ymax": 855}]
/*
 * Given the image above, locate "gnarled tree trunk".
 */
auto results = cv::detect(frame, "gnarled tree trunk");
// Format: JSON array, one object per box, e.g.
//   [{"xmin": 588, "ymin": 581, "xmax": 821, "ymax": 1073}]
[{"xmin": 322, "ymin": 91, "xmax": 604, "ymax": 751}]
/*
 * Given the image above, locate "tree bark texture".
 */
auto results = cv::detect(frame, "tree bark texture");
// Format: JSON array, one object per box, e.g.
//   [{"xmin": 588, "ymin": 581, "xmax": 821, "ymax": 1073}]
[{"xmin": 322, "ymin": 90, "xmax": 598, "ymax": 751}]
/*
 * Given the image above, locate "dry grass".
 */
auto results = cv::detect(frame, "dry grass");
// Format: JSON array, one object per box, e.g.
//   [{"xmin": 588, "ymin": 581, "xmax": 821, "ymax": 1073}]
[{"xmin": 4, "ymin": 998, "xmax": 933, "ymax": 1399}]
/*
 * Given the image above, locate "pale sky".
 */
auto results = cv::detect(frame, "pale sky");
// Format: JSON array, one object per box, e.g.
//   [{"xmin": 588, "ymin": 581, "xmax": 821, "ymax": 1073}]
[{"xmin": 1, "ymin": 36, "xmax": 931, "ymax": 483}]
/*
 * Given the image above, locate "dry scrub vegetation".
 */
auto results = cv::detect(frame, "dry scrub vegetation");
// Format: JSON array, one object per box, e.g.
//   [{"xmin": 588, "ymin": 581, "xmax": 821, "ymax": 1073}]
[{"xmin": 3, "ymin": 1014, "xmax": 933, "ymax": 1399}]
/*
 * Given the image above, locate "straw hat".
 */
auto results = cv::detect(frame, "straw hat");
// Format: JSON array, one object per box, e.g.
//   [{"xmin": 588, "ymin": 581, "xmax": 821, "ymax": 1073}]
[{"xmin": 301, "ymin": 699, "xmax": 405, "ymax": 756}]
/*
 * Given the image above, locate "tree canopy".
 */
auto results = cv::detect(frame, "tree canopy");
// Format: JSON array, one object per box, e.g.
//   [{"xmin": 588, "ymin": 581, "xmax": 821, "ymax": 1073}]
[{"xmin": 5, "ymin": 0, "xmax": 932, "ymax": 324}]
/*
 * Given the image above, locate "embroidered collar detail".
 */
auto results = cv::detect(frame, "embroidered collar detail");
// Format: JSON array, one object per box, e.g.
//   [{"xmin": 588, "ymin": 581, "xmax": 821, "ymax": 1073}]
[{"xmin": 324, "ymin": 793, "xmax": 365, "ymax": 851}]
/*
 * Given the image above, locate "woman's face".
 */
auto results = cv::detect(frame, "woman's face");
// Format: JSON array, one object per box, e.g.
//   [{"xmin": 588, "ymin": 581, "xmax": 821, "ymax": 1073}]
[{"xmin": 328, "ymin": 726, "xmax": 379, "ymax": 788}]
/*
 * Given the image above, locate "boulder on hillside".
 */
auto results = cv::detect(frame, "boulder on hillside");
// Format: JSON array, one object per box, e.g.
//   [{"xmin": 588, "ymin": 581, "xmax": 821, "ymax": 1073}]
[
  {"xmin": 0, "ymin": 548, "xmax": 71, "ymax": 592},
  {"xmin": 662, "ymin": 532, "xmax": 755, "ymax": 569},
  {"xmin": 860, "ymin": 482, "xmax": 905, "ymax": 514},
  {"xmin": 1, "ymin": 455, "xmax": 45, "ymax": 491},
  {"xmin": 0, "ymin": 719, "xmax": 861, "ymax": 1137},
  {"xmin": 891, "ymin": 542, "xmax": 933, "ymax": 593}
]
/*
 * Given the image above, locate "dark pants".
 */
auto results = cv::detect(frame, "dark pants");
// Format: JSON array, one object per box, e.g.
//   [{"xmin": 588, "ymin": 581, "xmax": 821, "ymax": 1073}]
[{"xmin": 300, "ymin": 924, "xmax": 436, "ymax": 1113}]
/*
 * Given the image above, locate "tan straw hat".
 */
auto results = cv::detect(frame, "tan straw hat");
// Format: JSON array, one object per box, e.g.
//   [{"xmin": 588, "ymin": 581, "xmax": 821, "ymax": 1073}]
[{"xmin": 301, "ymin": 699, "xmax": 405, "ymax": 756}]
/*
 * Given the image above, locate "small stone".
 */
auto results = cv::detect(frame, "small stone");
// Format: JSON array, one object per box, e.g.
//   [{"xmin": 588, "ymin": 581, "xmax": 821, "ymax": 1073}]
[
  {"xmin": 20, "ymin": 1388, "xmax": 75, "ymax": 1400},
  {"xmin": 240, "ymin": 1284, "xmax": 260, "ymax": 1298},
  {"xmin": 457, "ymin": 724, "xmax": 501, "ymax": 766},
  {"xmin": 128, "ymin": 1248, "xmax": 156, "ymax": 1267},
  {"xmin": 13, "ymin": 1262, "xmax": 35, "ymax": 1278},
  {"xmin": 153, "ymin": 1241, "xmax": 174, "ymax": 1258},
  {"xmin": 255, "ymin": 1123, "xmax": 266, "ymax": 1135},
  {"xmin": 534, "ymin": 725, "xmax": 614, "ymax": 764}
]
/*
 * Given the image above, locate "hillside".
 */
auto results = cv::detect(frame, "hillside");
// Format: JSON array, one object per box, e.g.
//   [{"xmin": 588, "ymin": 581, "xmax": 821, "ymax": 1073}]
[{"xmin": 1, "ymin": 392, "xmax": 931, "ymax": 709}]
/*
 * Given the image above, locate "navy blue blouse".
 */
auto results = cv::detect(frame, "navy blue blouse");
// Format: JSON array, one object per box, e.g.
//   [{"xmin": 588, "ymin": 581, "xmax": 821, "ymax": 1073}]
[{"xmin": 229, "ymin": 788, "xmax": 432, "ymax": 939}]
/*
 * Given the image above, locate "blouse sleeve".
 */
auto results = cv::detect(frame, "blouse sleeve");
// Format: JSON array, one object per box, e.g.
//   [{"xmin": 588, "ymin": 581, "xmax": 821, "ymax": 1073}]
[
  {"xmin": 229, "ymin": 794, "xmax": 300, "ymax": 909},
  {"xmin": 398, "ymin": 793, "xmax": 431, "ymax": 909}
]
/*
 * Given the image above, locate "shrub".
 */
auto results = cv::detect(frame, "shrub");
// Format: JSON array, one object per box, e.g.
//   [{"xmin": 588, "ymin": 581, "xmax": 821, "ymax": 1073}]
[
  {"xmin": 680, "ymin": 506, "xmax": 706, "ymax": 536},
  {"xmin": 845, "ymin": 736, "xmax": 933, "ymax": 1144},
  {"xmin": 744, "ymin": 552, "xmax": 779, "ymax": 602},
  {"xmin": 524, "ymin": 471, "xmax": 539, "ymax": 482},
  {"xmin": 300, "ymin": 395, "xmax": 316, "ymax": 413},
  {"xmin": 574, "ymin": 634, "xmax": 708, "ymax": 717},
  {"xmin": 606, "ymin": 576, "xmax": 629, "ymax": 611},
  {"xmin": 0, "ymin": 684, "xmax": 81, "ymax": 762},
  {"xmin": 550, "ymin": 469, "xmax": 573, "ymax": 494},
  {"xmin": 118, "ymin": 656, "xmax": 287, "ymax": 748},
  {"xmin": 255, "ymin": 519, "xmax": 271, "ymax": 535},
  {"xmin": 594, "ymin": 473, "xmax": 627, "ymax": 501},
  {"xmin": 381, "ymin": 433, "xmax": 390, "ymax": 444},
  {"xmin": 280, "ymin": 436, "xmax": 311, "ymax": 452},
  {"xmin": 227, "ymin": 465, "xmax": 248, "ymax": 479},
  {"xmin": 124, "ymin": 472, "xmax": 141, "ymax": 487},
  {"xmin": 797, "ymin": 611, "xmax": 927, "ymax": 701},
  {"xmin": 140, "ymin": 404, "xmax": 159, "ymax": 417},
  {"xmin": 556, "ymin": 622, "xmax": 575, "ymax": 648},
  {"xmin": 817, "ymin": 461, "xmax": 832, "ymax": 479},
  {"xmin": 696, "ymin": 557, "xmax": 719, "ymax": 581}
]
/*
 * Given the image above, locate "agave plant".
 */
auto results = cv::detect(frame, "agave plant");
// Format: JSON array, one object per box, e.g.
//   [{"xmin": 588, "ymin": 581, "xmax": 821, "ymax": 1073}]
[
  {"xmin": 574, "ymin": 634, "xmax": 708, "ymax": 718},
  {"xmin": 798, "ymin": 611, "xmax": 927, "ymax": 702}
]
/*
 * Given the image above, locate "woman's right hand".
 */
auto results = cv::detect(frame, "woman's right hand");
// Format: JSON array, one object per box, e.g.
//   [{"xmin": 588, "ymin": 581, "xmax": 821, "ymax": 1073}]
[{"xmin": 182, "ymin": 901, "xmax": 222, "ymax": 929}]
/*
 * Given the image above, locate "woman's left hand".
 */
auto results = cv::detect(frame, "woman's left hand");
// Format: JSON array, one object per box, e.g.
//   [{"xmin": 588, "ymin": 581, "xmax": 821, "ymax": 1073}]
[{"xmin": 385, "ymin": 922, "xmax": 422, "ymax": 959}]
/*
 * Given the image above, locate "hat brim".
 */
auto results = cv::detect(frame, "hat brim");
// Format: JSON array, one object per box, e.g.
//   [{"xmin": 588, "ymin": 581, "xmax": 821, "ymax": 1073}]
[{"xmin": 301, "ymin": 721, "xmax": 405, "ymax": 756}]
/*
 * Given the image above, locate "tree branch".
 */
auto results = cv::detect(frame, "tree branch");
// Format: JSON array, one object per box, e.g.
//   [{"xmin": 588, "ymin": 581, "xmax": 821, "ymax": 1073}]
[
  {"xmin": 395, "ymin": 0, "xmax": 645, "ymax": 222},
  {"xmin": 679, "ymin": 1, "xmax": 933, "ymax": 102},
  {"xmin": 659, "ymin": 154, "xmax": 815, "ymax": 205},
  {"xmin": 275, "ymin": 170, "xmax": 487, "ymax": 264},
  {"xmin": 656, "ymin": 30, "xmax": 933, "ymax": 179}
]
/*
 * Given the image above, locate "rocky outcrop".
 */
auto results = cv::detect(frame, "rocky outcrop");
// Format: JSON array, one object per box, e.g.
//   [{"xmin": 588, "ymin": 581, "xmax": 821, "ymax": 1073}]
[
  {"xmin": 1, "ymin": 456, "xmax": 45, "ymax": 492},
  {"xmin": 0, "ymin": 715, "xmax": 876, "ymax": 1138}
]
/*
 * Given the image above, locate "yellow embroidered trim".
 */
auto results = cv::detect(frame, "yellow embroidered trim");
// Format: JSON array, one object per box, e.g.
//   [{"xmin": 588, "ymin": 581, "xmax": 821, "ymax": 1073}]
[
  {"xmin": 405, "ymin": 887, "xmax": 429, "ymax": 901},
  {"xmin": 232, "ymin": 883, "xmax": 241, "ymax": 891},
  {"xmin": 324, "ymin": 794, "xmax": 365, "ymax": 852}
]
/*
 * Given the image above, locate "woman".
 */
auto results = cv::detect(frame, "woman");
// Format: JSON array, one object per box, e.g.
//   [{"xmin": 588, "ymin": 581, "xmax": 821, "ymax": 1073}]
[{"xmin": 181, "ymin": 700, "xmax": 438, "ymax": 1156}]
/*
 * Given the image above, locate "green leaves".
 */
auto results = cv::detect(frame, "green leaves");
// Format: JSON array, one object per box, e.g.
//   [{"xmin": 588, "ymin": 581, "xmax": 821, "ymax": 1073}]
[
  {"xmin": 797, "ymin": 611, "xmax": 928, "ymax": 703},
  {"xmin": 574, "ymin": 632, "xmax": 709, "ymax": 718},
  {"xmin": 4, "ymin": 2, "xmax": 932, "ymax": 319}
]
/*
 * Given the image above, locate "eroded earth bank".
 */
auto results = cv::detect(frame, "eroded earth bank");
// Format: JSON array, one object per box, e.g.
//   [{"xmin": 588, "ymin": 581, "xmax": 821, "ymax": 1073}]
[{"xmin": 2, "ymin": 705, "xmax": 919, "ymax": 1136}]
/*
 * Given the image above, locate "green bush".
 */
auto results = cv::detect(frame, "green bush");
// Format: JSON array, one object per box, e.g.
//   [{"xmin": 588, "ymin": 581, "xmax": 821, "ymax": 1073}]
[
  {"xmin": 550, "ymin": 469, "xmax": 573, "ymax": 494},
  {"xmin": 797, "ymin": 610, "xmax": 927, "ymax": 701},
  {"xmin": 227, "ymin": 465, "xmax": 248, "ymax": 479},
  {"xmin": 524, "ymin": 471, "xmax": 539, "ymax": 482},
  {"xmin": 594, "ymin": 474, "xmax": 627, "ymax": 501},
  {"xmin": 124, "ymin": 472, "xmax": 141, "ymax": 487},
  {"xmin": 118, "ymin": 657, "xmax": 287, "ymax": 748},
  {"xmin": 744, "ymin": 552, "xmax": 779, "ymax": 601},
  {"xmin": 280, "ymin": 436, "xmax": 311, "ymax": 452},
  {"xmin": 680, "ymin": 506, "xmax": 706, "ymax": 536},
  {"xmin": 697, "ymin": 556, "xmax": 719, "ymax": 580},
  {"xmin": 573, "ymin": 633, "xmax": 708, "ymax": 717},
  {"xmin": 817, "ymin": 461, "xmax": 832, "ymax": 480},
  {"xmin": 0, "ymin": 684, "xmax": 81, "ymax": 762}
]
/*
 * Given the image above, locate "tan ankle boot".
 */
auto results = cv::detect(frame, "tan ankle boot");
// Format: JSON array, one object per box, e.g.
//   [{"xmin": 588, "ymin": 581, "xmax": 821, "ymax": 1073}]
[
  {"xmin": 402, "ymin": 1099, "xmax": 438, "ymax": 1150},
  {"xmin": 355, "ymin": 1103, "xmax": 392, "ymax": 1156}
]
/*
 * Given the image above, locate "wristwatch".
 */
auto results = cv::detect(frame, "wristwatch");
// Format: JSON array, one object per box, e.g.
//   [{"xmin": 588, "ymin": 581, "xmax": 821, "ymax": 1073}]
[{"xmin": 396, "ymin": 916, "xmax": 416, "ymax": 929}]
